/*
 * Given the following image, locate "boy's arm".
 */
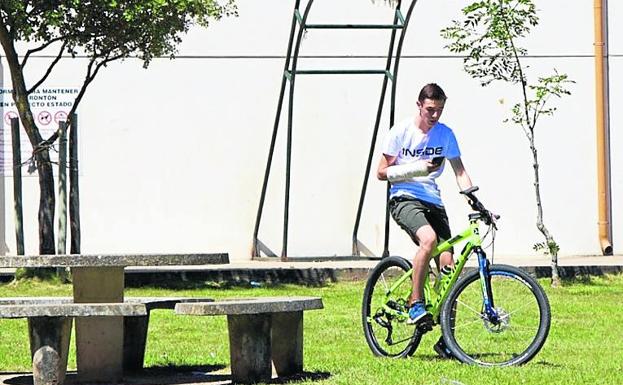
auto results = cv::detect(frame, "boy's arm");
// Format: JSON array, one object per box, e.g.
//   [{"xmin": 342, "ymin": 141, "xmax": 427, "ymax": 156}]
[
  {"xmin": 377, "ymin": 154, "xmax": 397, "ymax": 181},
  {"xmin": 449, "ymin": 157, "xmax": 473, "ymax": 191},
  {"xmin": 379, "ymin": 154, "xmax": 441, "ymax": 182}
]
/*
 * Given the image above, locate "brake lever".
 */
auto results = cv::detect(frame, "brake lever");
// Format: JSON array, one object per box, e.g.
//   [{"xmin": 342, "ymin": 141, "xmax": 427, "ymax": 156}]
[{"xmin": 489, "ymin": 212, "xmax": 501, "ymax": 230}]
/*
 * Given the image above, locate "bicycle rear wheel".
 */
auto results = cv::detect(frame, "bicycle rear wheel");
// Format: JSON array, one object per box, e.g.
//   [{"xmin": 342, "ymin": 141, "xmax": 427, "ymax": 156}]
[
  {"xmin": 361, "ymin": 256, "xmax": 420, "ymax": 358},
  {"xmin": 440, "ymin": 264, "xmax": 550, "ymax": 366}
]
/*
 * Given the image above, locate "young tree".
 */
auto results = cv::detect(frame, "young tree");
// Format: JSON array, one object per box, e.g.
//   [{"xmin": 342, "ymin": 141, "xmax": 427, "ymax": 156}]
[
  {"xmin": 441, "ymin": 0, "xmax": 573, "ymax": 287},
  {"xmin": 0, "ymin": 0, "xmax": 236, "ymax": 255}
]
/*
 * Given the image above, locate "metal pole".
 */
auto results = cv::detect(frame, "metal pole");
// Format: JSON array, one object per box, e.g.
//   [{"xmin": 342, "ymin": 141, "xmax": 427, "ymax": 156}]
[
  {"xmin": 57, "ymin": 121, "xmax": 68, "ymax": 254},
  {"xmin": 10, "ymin": 117, "xmax": 25, "ymax": 255},
  {"xmin": 352, "ymin": 0, "xmax": 403, "ymax": 256},
  {"xmin": 594, "ymin": 0, "xmax": 613, "ymax": 255},
  {"xmin": 69, "ymin": 114, "xmax": 81, "ymax": 254},
  {"xmin": 282, "ymin": 0, "xmax": 315, "ymax": 261},
  {"xmin": 252, "ymin": 0, "xmax": 302, "ymax": 259},
  {"xmin": 382, "ymin": 0, "xmax": 418, "ymax": 258}
]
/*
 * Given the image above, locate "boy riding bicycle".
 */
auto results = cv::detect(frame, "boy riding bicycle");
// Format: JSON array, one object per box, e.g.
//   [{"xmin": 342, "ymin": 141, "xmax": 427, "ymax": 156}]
[{"xmin": 376, "ymin": 83, "xmax": 474, "ymax": 358}]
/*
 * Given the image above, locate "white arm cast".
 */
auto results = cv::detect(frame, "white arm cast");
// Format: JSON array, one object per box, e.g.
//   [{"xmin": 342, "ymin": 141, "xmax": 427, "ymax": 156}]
[{"xmin": 386, "ymin": 160, "xmax": 429, "ymax": 182}]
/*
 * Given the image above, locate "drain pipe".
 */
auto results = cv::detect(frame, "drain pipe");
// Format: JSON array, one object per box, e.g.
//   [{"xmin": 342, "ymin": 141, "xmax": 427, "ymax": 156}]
[{"xmin": 594, "ymin": 0, "xmax": 613, "ymax": 255}]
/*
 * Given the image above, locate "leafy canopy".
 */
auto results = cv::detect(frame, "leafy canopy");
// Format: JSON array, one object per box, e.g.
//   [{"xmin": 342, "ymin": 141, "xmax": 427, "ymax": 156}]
[{"xmin": 1, "ymin": 0, "xmax": 237, "ymax": 67}]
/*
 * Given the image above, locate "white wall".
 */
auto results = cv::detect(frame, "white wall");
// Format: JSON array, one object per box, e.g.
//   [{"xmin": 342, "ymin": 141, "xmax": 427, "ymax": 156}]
[{"xmin": 1, "ymin": 0, "xmax": 620, "ymax": 260}]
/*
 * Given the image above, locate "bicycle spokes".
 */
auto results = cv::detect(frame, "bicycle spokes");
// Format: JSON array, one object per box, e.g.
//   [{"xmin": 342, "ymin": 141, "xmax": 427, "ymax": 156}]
[
  {"xmin": 362, "ymin": 257, "xmax": 421, "ymax": 358},
  {"xmin": 442, "ymin": 266, "xmax": 550, "ymax": 366}
]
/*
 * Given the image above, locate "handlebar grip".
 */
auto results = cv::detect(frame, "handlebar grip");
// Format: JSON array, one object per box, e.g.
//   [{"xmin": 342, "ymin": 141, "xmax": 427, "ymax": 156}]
[{"xmin": 460, "ymin": 186, "xmax": 479, "ymax": 195}]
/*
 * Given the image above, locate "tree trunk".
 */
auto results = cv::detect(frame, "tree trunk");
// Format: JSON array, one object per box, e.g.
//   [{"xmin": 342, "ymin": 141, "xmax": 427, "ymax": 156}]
[
  {"xmin": 11, "ymin": 118, "xmax": 25, "ymax": 255},
  {"xmin": 37, "ymin": 151, "xmax": 56, "ymax": 255},
  {"xmin": 16, "ymin": 150, "xmax": 57, "ymax": 280},
  {"xmin": 1, "ymin": 24, "xmax": 57, "ymax": 276},
  {"xmin": 530, "ymin": 139, "xmax": 561, "ymax": 287}
]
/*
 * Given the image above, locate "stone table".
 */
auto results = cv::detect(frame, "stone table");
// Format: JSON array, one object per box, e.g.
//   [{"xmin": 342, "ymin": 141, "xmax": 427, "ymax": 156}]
[{"xmin": 0, "ymin": 253, "xmax": 229, "ymax": 382}]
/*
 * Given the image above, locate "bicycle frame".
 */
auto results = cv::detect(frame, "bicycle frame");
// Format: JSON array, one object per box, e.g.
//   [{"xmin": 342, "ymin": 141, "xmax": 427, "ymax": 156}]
[{"xmin": 382, "ymin": 214, "xmax": 496, "ymax": 323}]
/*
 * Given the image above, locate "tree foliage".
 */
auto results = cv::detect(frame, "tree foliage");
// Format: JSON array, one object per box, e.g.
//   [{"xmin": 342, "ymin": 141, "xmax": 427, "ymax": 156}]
[
  {"xmin": 442, "ymin": 0, "xmax": 536, "ymax": 85},
  {"xmin": 0, "ymin": 0, "xmax": 236, "ymax": 255},
  {"xmin": 441, "ymin": 0, "xmax": 573, "ymax": 286},
  {"xmin": 2, "ymin": 0, "xmax": 237, "ymax": 122}
]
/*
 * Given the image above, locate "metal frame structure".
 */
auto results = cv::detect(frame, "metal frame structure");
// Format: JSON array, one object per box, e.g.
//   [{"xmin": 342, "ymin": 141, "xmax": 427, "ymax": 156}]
[{"xmin": 253, "ymin": 0, "xmax": 418, "ymax": 261}]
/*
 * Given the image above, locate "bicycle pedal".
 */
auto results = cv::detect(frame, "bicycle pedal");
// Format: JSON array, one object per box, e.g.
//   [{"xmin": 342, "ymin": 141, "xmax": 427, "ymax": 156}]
[{"xmin": 415, "ymin": 314, "xmax": 433, "ymax": 333}]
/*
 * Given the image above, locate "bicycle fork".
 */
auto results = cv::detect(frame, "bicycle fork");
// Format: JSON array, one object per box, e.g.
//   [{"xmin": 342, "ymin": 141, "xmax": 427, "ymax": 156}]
[{"xmin": 475, "ymin": 248, "xmax": 501, "ymax": 324}]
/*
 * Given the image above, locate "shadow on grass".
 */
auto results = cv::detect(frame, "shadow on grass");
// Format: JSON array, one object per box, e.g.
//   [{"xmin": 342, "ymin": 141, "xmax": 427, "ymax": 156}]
[
  {"xmin": 123, "ymin": 364, "xmax": 231, "ymax": 384},
  {"xmin": 417, "ymin": 355, "xmax": 560, "ymax": 368},
  {"xmin": 2, "ymin": 365, "xmax": 229, "ymax": 385},
  {"xmin": 560, "ymin": 275, "xmax": 607, "ymax": 286},
  {"xmin": 417, "ymin": 353, "xmax": 456, "ymax": 362},
  {"xmin": 1, "ymin": 365, "xmax": 331, "ymax": 385},
  {"xmin": 125, "ymin": 273, "xmax": 336, "ymax": 290},
  {"xmin": 532, "ymin": 360, "xmax": 563, "ymax": 368},
  {"xmin": 123, "ymin": 263, "xmax": 354, "ymax": 289},
  {"xmin": 269, "ymin": 371, "xmax": 331, "ymax": 384},
  {"xmin": 126, "ymin": 367, "xmax": 331, "ymax": 385}
]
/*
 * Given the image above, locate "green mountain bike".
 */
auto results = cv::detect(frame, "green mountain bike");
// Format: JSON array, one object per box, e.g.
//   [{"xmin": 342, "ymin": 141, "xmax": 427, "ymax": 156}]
[{"xmin": 361, "ymin": 186, "xmax": 551, "ymax": 366}]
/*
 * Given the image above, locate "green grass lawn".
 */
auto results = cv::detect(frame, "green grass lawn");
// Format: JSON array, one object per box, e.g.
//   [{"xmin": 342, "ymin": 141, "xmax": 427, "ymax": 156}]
[{"xmin": 0, "ymin": 274, "xmax": 622, "ymax": 385}]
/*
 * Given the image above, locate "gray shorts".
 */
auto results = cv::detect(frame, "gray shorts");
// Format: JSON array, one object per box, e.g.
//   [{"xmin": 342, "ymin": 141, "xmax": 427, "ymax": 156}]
[{"xmin": 389, "ymin": 196, "xmax": 452, "ymax": 247}]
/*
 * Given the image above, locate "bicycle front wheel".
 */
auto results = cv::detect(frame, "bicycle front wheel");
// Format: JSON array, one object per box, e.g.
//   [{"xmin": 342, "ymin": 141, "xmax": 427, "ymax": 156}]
[
  {"xmin": 361, "ymin": 256, "xmax": 420, "ymax": 358},
  {"xmin": 440, "ymin": 264, "xmax": 550, "ymax": 366}
]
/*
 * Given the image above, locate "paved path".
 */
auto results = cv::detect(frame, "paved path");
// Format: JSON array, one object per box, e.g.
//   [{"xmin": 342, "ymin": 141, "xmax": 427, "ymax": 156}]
[
  {"xmin": 126, "ymin": 253, "xmax": 623, "ymax": 270},
  {"xmin": 124, "ymin": 253, "xmax": 623, "ymax": 284},
  {"xmin": 2, "ymin": 254, "xmax": 621, "ymax": 280}
]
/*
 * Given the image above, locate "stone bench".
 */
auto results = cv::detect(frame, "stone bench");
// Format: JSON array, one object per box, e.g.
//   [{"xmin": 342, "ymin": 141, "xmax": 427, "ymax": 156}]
[
  {"xmin": 0, "ymin": 303, "xmax": 146, "ymax": 385},
  {"xmin": 0, "ymin": 253, "xmax": 229, "ymax": 383},
  {"xmin": 0, "ymin": 296, "xmax": 213, "ymax": 371},
  {"xmin": 175, "ymin": 296, "xmax": 323, "ymax": 384}
]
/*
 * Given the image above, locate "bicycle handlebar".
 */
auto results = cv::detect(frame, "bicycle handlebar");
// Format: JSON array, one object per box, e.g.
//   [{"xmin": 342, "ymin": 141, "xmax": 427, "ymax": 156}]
[{"xmin": 460, "ymin": 186, "xmax": 499, "ymax": 227}]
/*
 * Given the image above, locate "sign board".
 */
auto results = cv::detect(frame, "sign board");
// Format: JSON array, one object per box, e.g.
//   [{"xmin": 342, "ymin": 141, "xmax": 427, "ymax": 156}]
[{"xmin": 0, "ymin": 87, "xmax": 79, "ymax": 176}]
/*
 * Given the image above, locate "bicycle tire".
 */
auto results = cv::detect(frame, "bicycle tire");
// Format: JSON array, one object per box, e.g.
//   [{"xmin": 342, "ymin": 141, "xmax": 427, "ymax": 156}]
[
  {"xmin": 440, "ymin": 264, "xmax": 551, "ymax": 366},
  {"xmin": 361, "ymin": 256, "xmax": 421, "ymax": 358}
]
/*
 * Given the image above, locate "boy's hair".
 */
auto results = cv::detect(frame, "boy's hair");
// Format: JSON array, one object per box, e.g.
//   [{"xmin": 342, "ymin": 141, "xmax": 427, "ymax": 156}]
[{"xmin": 418, "ymin": 83, "xmax": 447, "ymax": 103}]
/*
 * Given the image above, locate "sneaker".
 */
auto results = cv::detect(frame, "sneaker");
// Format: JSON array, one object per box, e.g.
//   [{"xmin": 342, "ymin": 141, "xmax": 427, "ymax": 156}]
[
  {"xmin": 433, "ymin": 337, "xmax": 454, "ymax": 359},
  {"xmin": 406, "ymin": 302, "xmax": 429, "ymax": 325}
]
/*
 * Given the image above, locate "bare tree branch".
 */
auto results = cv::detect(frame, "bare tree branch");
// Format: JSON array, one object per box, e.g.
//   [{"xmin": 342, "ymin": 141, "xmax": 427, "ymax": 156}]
[
  {"xmin": 70, "ymin": 53, "xmax": 125, "ymax": 117},
  {"xmin": 22, "ymin": 36, "xmax": 67, "ymax": 67},
  {"xmin": 27, "ymin": 41, "xmax": 68, "ymax": 94}
]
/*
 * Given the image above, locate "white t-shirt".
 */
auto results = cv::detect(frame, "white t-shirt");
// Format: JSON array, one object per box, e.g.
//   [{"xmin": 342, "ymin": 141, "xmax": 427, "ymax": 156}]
[{"xmin": 382, "ymin": 118, "xmax": 461, "ymax": 206}]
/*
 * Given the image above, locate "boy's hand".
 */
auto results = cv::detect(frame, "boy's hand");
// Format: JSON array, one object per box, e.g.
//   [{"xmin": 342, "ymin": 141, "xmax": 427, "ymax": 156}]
[{"xmin": 426, "ymin": 157, "xmax": 444, "ymax": 172}]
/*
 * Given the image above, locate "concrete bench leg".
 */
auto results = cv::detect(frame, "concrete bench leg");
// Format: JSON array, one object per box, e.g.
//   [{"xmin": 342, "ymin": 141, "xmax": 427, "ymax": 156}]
[
  {"xmin": 123, "ymin": 313, "xmax": 150, "ymax": 371},
  {"xmin": 72, "ymin": 266, "xmax": 125, "ymax": 382},
  {"xmin": 271, "ymin": 311, "xmax": 303, "ymax": 376},
  {"xmin": 227, "ymin": 314, "xmax": 272, "ymax": 384},
  {"xmin": 28, "ymin": 316, "xmax": 72, "ymax": 385}
]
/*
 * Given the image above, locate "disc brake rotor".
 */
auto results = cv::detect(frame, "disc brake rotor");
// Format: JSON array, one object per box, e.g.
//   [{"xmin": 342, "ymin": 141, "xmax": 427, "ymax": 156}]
[{"xmin": 482, "ymin": 307, "xmax": 510, "ymax": 333}]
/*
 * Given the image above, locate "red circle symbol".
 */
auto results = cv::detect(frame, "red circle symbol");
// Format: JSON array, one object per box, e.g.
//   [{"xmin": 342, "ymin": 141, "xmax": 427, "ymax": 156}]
[
  {"xmin": 4, "ymin": 111, "xmax": 19, "ymax": 125},
  {"xmin": 54, "ymin": 111, "xmax": 68, "ymax": 124}
]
